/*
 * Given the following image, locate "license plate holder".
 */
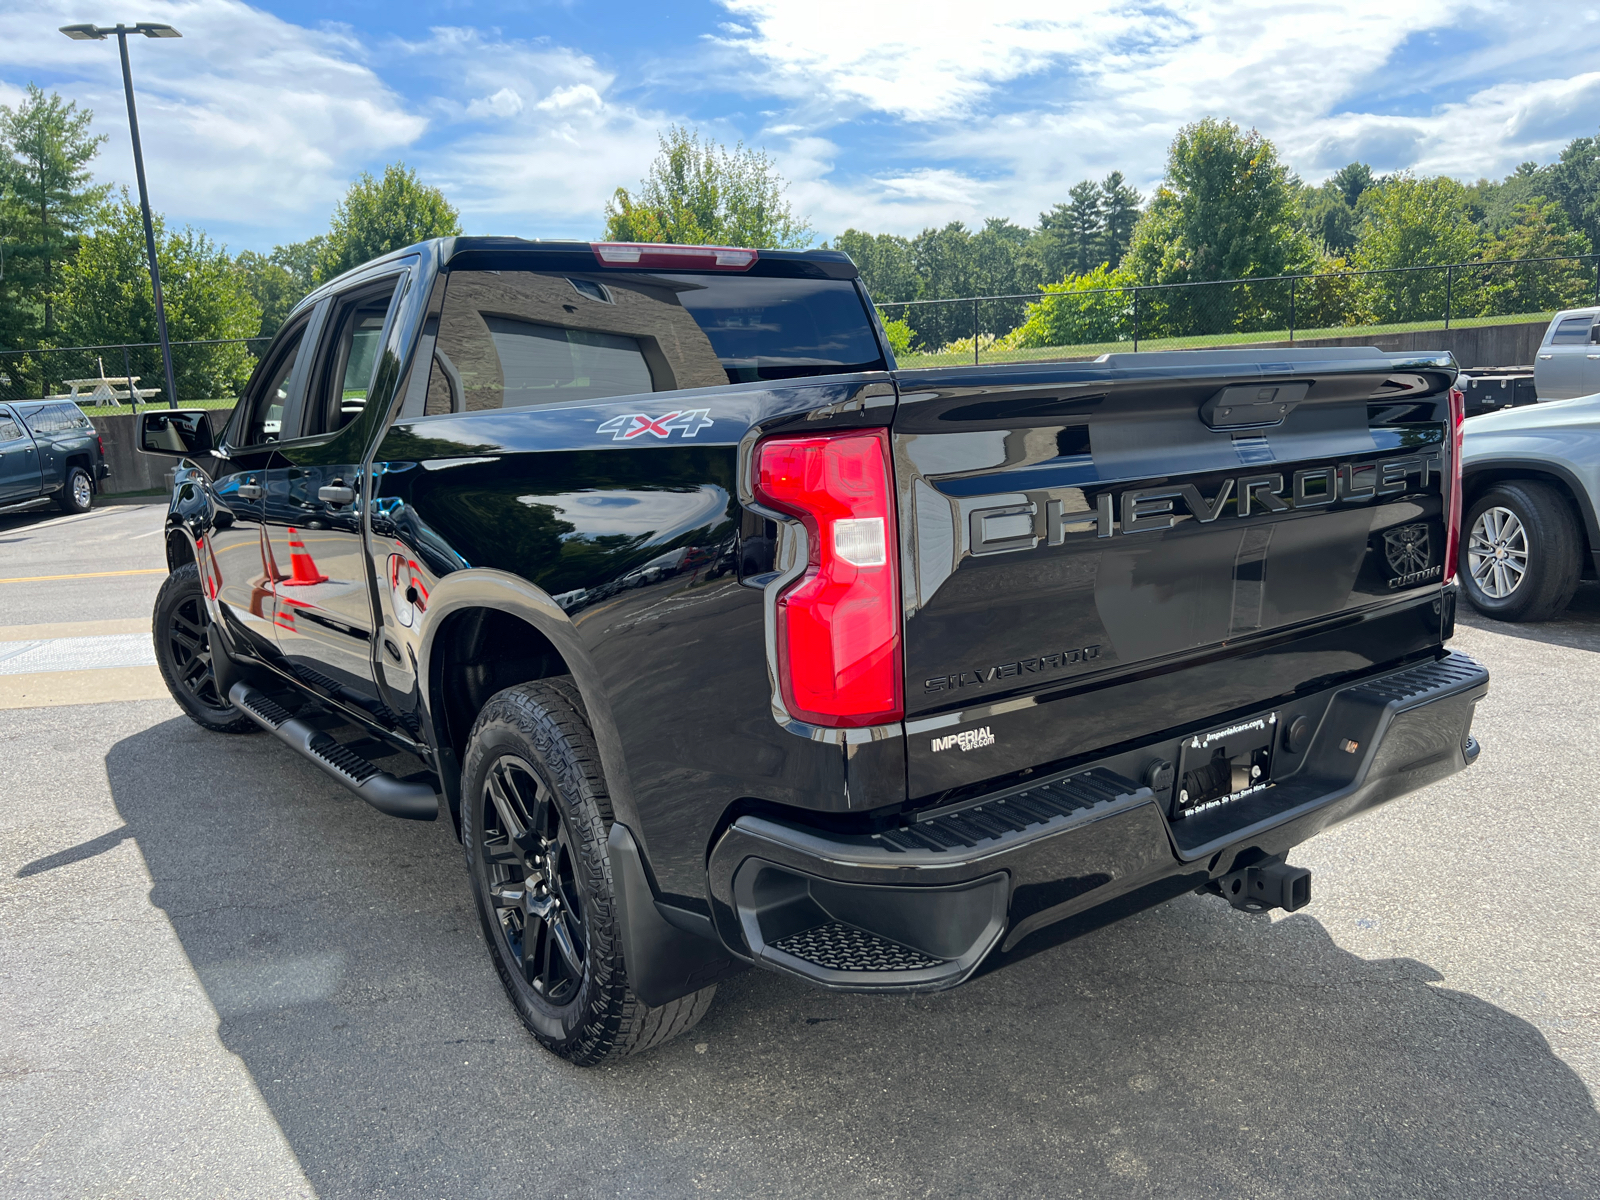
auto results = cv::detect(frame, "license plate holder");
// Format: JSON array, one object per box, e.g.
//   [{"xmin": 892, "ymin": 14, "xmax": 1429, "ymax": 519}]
[{"xmin": 1173, "ymin": 711, "xmax": 1278, "ymax": 820}]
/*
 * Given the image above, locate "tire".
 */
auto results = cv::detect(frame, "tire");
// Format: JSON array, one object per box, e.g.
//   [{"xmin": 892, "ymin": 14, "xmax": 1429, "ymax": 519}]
[
  {"xmin": 1459, "ymin": 481, "xmax": 1583, "ymax": 622},
  {"xmin": 57, "ymin": 465, "xmax": 93, "ymax": 514},
  {"xmin": 460, "ymin": 679, "xmax": 716, "ymax": 1065},
  {"xmin": 152, "ymin": 563, "xmax": 257, "ymax": 733}
]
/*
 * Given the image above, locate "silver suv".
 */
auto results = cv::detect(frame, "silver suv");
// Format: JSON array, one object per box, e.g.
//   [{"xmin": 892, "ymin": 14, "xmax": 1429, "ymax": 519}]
[{"xmin": 1460, "ymin": 390, "xmax": 1599, "ymax": 620}]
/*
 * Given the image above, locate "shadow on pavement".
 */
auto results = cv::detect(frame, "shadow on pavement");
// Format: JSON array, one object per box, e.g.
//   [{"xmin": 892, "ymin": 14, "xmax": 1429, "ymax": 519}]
[
  {"xmin": 104, "ymin": 717, "xmax": 1600, "ymax": 1200},
  {"xmin": 1457, "ymin": 580, "xmax": 1600, "ymax": 652}
]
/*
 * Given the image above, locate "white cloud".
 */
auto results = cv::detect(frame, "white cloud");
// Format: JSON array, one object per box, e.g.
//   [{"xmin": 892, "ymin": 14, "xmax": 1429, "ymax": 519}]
[
  {"xmin": 0, "ymin": 0, "xmax": 424, "ymax": 243},
  {"xmin": 715, "ymin": 0, "xmax": 1600, "ymax": 237},
  {"xmin": 467, "ymin": 87, "xmax": 524, "ymax": 120},
  {"xmin": 391, "ymin": 29, "xmax": 676, "ymax": 235}
]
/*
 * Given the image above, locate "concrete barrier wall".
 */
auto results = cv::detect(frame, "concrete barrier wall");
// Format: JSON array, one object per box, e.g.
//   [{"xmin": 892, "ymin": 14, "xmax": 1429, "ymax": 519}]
[{"xmin": 93, "ymin": 407, "xmax": 232, "ymax": 497}]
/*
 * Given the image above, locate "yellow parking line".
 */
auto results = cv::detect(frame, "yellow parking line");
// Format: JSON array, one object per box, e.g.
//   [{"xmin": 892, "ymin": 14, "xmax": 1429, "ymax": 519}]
[{"xmin": 0, "ymin": 569, "xmax": 166, "ymax": 584}]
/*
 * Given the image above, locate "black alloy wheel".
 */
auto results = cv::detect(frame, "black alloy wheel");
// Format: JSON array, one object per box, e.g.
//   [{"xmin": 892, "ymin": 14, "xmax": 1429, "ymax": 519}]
[
  {"xmin": 479, "ymin": 755, "xmax": 589, "ymax": 1005},
  {"xmin": 460, "ymin": 679, "xmax": 716, "ymax": 1064},
  {"xmin": 58, "ymin": 465, "xmax": 93, "ymax": 513},
  {"xmin": 152, "ymin": 562, "xmax": 256, "ymax": 733}
]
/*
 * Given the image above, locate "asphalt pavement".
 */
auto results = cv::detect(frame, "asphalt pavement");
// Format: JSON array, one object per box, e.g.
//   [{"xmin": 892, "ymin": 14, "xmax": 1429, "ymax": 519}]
[{"xmin": 0, "ymin": 500, "xmax": 1597, "ymax": 1198}]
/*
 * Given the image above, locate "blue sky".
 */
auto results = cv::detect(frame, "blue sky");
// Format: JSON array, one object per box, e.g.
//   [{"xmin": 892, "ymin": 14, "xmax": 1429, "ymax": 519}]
[{"xmin": 2, "ymin": 0, "xmax": 1598, "ymax": 254}]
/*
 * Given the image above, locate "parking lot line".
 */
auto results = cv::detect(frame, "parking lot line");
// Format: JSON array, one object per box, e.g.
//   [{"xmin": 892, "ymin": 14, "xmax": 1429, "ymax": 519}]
[
  {"xmin": 0, "ymin": 665, "xmax": 168, "ymax": 708},
  {"xmin": 0, "ymin": 618, "xmax": 151, "ymax": 641},
  {"xmin": 0, "ymin": 568, "xmax": 166, "ymax": 584}
]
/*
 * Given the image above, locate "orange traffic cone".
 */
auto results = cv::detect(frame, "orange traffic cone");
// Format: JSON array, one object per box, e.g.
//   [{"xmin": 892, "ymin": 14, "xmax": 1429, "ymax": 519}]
[{"xmin": 278, "ymin": 526, "xmax": 328, "ymax": 586}]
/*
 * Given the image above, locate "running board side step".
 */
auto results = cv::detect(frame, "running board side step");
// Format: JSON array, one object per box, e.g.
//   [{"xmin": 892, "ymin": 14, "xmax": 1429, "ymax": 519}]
[{"xmin": 228, "ymin": 681, "xmax": 439, "ymax": 821}]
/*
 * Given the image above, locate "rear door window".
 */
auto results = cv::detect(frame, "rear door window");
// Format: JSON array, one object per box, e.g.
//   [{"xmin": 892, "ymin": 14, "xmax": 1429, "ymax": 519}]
[
  {"xmin": 0, "ymin": 414, "xmax": 21, "ymax": 442},
  {"xmin": 425, "ymin": 269, "xmax": 883, "ymax": 412},
  {"xmin": 1550, "ymin": 316, "xmax": 1595, "ymax": 344}
]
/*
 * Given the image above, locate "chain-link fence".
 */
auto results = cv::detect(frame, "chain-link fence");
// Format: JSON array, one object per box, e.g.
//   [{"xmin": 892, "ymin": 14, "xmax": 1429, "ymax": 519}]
[
  {"xmin": 0, "ymin": 336, "xmax": 269, "ymax": 412},
  {"xmin": 879, "ymin": 254, "xmax": 1600, "ymax": 368}
]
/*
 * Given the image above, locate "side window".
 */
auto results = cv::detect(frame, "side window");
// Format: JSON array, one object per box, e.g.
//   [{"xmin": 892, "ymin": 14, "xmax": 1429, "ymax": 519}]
[
  {"xmin": 0, "ymin": 414, "xmax": 21, "ymax": 441},
  {"xmin": 1551, "ymin": 316, "xmax": 1594, "ymax": 344},
  {"xmin": 244, "ymin": 327, "xmax": 305, "ymax": 444},
  {"xmin": 312, "ymin": 280, "xmax": 399, "ymax": 435}
]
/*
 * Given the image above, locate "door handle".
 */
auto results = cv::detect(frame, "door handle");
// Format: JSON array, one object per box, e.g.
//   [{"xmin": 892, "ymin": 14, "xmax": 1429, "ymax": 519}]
[
  {"xmin": 237, "ymin": 483, "xmax": 262, "ymax": 499},
  {"xmin": 1587, "ymin": 355, "xmax": 1599, "ymax": 360},
  {"xmin": 318, "ymin": 485, "xmax": 356, "ymax": 506},
  {"xmin": 1539, "ymin": 354, "xmax": 1553, "ymax": 360}
]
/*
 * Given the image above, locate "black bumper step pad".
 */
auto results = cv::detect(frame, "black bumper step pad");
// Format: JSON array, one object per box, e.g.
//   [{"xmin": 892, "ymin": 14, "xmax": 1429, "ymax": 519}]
[
  {"xmin": 238, "ymin": 690, "xmax": 293, "ymax": 729},
  {"xmin": 874, "ymin": 768, "xmax": 1143, "ymax": 854},
  {"xmin": 772, "ymin": 923, "xmax": 944, "ymax": 972},
  {"xmin": 1345, "ymin": 652, "xmax": 1487, "ymax": 707}
]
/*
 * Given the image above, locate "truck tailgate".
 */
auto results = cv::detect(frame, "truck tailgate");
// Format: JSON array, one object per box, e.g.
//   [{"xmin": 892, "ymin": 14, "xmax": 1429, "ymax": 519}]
[{"xmin": 893, "ymin": 349, "xmax": 1455, "ymax": 802}]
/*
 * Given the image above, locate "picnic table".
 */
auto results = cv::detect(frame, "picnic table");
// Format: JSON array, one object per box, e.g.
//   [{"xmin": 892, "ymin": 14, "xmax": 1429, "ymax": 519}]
[{"xmin": 49, "ymin": 375, "xmax": 162, "ymax": 407}]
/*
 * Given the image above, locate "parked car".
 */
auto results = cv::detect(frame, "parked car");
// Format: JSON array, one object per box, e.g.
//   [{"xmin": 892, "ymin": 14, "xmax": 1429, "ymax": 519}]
[
  {"xmin": 0, "ymin": 399, "xmax": 109, "ymax": 514},
  {"xmin": 139, "ymin": 237, "xmax": 1487, "ymax": 1066},
  {"xmin": 1534, "ymin": 306, "xmax": 1600, "ymax": 400},
  {"xmin": 1459, "ymin": 391, "xmax": 1600, "ymax": 620}
]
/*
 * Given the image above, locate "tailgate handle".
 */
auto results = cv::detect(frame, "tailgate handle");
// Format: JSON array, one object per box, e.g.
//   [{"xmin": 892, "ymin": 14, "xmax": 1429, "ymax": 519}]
[{"xmin": 1201, "ymin": 382, "xmax": 1310, "ymax": 430}]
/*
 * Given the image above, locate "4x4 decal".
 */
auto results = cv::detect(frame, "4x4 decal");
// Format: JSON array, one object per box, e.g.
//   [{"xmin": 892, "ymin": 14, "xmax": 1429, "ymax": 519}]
[{"xmin": 597, "ymin": 409, "xmax": 714, "ymax": 441}]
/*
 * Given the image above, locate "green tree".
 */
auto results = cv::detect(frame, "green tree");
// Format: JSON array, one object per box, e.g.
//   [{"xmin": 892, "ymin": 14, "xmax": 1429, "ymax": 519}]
[
  {"xmin": 1352, "ymin": 174, "xmax": 1480, "ymax": 324},
  {"xmin": 1002, "ymin": 263, "xmax": 1135, "ymax": 351},
  {"xmin": 58, "ymin": 191, "xmax": 261, "ymax": 400},
  {"xmin": 1475, "ymin": 200, "xmax": 1593, "ymax": 316},
  {"xmin": 233, "ymin": 251, "xmax": 298, "ymax": 339},
  {"xmin": 1545, "ymin": 133, "xmax": 1600, "ymax": 251},
  {"xmin": 1036, "ymin": 180, "xmax": 1106, "ymax": 281},
  {"xmin": 1125, "ymin": 118, "xmax": 1315, "ymax": 336},
  {"xmin": 0, "ymin": 84, "xmax": 109, "ymax": 346},
  {"xmin": 1099, "ymin": 171, "xmax": 1143, "ymax": 267},
  {"xmin": 271, "ymin": 236, "xmax": 324, "ymax": 293},
  {"xmin": 316, "ymin": 163, "xmax": 460, "ymax": 283},
  {"xmin": 604, "ymin": 126, "xmax": 813, "ymax": 249},
  {"xmin": 832, "ymin": 229, "xmax": 918, "ymax": 302},
  {"xmin": 1300, "ymin": 162, "xmax": 1375, "ymax": 255}
]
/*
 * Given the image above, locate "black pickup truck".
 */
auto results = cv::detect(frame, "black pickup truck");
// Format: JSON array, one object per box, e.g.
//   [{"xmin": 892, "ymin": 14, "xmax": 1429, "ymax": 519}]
[
  {"xmin": 141, "ymin": 238, "xmax": 1489, "ymax": 1065},
  {"xmin": 0, "ymin": 399, "xmax": 108, "ymax": 513}
]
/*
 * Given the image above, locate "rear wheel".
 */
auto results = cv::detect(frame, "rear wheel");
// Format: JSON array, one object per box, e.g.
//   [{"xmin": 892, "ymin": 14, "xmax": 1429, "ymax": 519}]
[
  {"xmin": 57, "ymin": 466, "xmax": 93, "ymax": 514},
  {"xmin": 153, "ymin": 563, "xmax": 256, "ymax": 733},
  {"xmin": 1459, "ymin": 481, "xmax": 1583, "ymax": 622},
  {"xmin": 460, "ymin": 679, "xmax": 715, "ymax": 1065}
]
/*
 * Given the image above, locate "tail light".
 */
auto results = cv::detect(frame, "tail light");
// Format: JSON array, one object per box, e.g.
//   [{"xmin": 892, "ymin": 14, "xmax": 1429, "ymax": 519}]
[
  {"xmin": 753, "ymin": 429, "xmax": 903, "ymax": 728},
  {"xmin": 1444, "ymin": 385, "xmax": 1465, "ymax": 583},
  {"xmin": 591, "ymin": 242, "xmax": 757, "ymax": 271},
  {"xmin": 97, "ymin": 434, "xmax": 105, "ymax": 458}
]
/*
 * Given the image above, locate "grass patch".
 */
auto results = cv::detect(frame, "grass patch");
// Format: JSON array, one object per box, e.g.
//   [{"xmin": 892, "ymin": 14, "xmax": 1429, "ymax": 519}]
[{"xmin": 80, "ymin": 397, "xmax": 237, "ymax": 418}]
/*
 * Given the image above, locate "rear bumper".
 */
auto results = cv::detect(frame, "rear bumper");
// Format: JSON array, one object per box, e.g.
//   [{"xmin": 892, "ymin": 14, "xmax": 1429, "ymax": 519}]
[{"xmin": 707, "ymin": 651, "xmax": 1489, "ymax": 993}]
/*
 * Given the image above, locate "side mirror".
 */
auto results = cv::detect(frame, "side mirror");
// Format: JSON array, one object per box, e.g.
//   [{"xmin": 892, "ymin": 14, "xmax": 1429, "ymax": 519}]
[{"xmin": 139, "ymin": 409, "xmax": 215, "ymax": 457}]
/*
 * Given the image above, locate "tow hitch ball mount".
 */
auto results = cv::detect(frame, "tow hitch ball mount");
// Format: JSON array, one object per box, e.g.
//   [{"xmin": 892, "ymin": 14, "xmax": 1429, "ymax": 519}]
[{"xmin": 1207, "ymin": 858, "xmax": 1312, "ymax": 914}]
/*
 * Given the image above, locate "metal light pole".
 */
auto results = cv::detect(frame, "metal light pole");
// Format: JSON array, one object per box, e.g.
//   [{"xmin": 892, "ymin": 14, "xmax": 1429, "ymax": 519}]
[{"xmin": 60, "ymin": 21, "xmax": 182, "ymax": 408}]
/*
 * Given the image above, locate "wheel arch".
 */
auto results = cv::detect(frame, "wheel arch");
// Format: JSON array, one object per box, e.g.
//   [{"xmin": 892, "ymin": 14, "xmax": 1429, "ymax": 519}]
[
  {"xmin": 416, "ymin": 569, "xmax": 641, "ymax": 836},
  {"xmin": 1462, "ymin": 460, "xmax": 1598, "ymax": 573}
]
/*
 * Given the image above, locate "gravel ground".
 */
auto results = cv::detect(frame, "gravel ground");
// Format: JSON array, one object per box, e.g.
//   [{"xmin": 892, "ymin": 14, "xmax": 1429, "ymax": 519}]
[{"xmin": 0, "ymin": 503, "xmax": 1596, "ymax": 1198}]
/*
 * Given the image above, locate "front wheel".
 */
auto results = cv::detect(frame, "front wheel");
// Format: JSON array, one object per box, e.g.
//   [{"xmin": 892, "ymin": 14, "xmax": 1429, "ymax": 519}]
[
  {"xmin": 460, "ymin": 679, "xmax": 715, "ymax": 1065},
  {"xmin": 1459, "ymin": 481, "xmax": 1583, "ymax": 622},
  {"xmin": 57, "ymin": 465, "xmax": 93, "ymax": 514},
  {"xmin": 152, "ymin": 563, "xmax": 257, "ymax": 733}
]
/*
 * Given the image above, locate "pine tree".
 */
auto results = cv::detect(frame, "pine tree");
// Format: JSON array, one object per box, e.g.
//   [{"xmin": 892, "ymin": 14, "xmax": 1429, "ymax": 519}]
[{"xmin": 1099, "ymin": 171, "xmax": 1143, "ymax": 267}]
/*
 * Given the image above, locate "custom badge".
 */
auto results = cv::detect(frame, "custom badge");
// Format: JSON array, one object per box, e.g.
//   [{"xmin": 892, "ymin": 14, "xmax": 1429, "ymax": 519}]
[
  {"xmin": 1384, "ymin": 522, "xmax": 1441, "ymax": 588},
  {"xmin": 597, "ymin": 409, "xmax": 714, "ymax": 441}
]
